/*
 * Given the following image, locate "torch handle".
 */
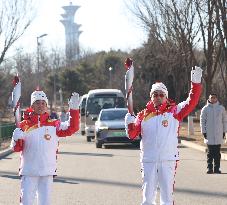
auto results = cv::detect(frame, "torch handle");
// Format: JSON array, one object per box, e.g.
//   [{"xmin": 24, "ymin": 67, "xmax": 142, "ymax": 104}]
[
  {"xmin": 12, "ymin": 75, "xmax": 21, "ymax": 128},
  {"xmin": 125, "ymin": 58, "xmax": 134, "ymax": 115}
]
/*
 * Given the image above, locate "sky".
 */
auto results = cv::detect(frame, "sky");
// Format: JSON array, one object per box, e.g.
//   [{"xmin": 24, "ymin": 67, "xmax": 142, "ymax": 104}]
[{"xmin": 12, "ymin": 0, "xmax": 148, "ymax": 54}]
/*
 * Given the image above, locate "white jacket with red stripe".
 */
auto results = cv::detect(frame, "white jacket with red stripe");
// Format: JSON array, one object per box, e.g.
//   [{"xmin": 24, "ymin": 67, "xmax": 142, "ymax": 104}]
[
  {"xmin": 12, "ymin": 109, "xmax": 79, "ymax": 176},
  {"xmin": 128, "ymin": 83, "xmax": 201, "ymax": 162}
]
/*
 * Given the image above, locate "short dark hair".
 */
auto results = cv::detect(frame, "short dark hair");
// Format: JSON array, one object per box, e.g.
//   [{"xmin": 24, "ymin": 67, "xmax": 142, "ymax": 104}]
[{"xmin": 209, "ymin": 93, "xmax": 217, "ymax": 97}]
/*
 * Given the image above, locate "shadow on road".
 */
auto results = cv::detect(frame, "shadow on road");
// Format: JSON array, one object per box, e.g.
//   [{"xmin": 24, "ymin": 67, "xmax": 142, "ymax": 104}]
[
  {"xmin": 103, "ymin": 144, "xmax": 139, "ymax": 150},
  {"xmin": 58, "ymin": 151, "xmax": 113, "ymax": 157},
  {"xmin": 0, "ymin": 170, "xmax": 140, "ymax": 188},
  {"xmin": 175, "ymin": 187, "xmax": 227, "ymax": 199},
  {"xmin": 1, "ymin": 174, "xmax": 20, "ymax": 180},
  {"xmin": 54, "ymin": 175, "xmax": 141, "ymax": 188},
  {"xmin": 0, "ymin": 156, "xmax": 13, "ymax": 160},
  {"xmin": 177, "ymin": 145, "xmax": 187, "ymax": 148},
  {"xmin": 0, "ymin": 171, "xmax": 78, "ymax": 185},
  {"xmin": 54, "ymin": 177, "xmax": 79, "ymax": 185},
  {"xmin": 180, "ymin": 158, "xmax": 206, "ymax": 161},
  {"xmin": 0, "ymin": 170, "xmax": 227, "ymax": 198}
]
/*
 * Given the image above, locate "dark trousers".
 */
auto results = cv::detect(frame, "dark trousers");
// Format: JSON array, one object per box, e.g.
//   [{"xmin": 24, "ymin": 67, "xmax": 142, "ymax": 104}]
[{"xmin": 207, "ymin": 144, "xmax": 221, "ymax": 171}]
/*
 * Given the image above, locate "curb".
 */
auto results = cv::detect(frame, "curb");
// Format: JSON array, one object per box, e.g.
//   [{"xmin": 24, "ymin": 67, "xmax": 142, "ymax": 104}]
[
  {"xmin": 180, "ymin": 140, "xmax": 227, "ymax": 161},
  {"xmin": 0, "ymin": 148, "xmax": 13, "ymax": 159}
]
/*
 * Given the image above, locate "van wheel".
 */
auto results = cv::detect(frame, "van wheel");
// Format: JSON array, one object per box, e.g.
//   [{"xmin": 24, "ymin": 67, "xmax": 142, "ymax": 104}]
[
  {"xmin": 96, "ymin": 141, "xmax": 102, "ymax": 148},
  {"xmin": 81, "ymin": 131, "xmax": 85, "ymax": 135},
  {"xmin": 87, "ymin": 136, "xmax": 91, "ymax": 142}
]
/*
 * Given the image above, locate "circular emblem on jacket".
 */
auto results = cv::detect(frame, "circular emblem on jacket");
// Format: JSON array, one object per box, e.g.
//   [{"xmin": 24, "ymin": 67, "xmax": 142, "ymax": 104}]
[
  {"xmin": 44, "ymin": 134, "xmax": 51, "ymax": 140},
  {"xmin": 162, "ymin": 120, "xmax": 168, "ymax": 127}
]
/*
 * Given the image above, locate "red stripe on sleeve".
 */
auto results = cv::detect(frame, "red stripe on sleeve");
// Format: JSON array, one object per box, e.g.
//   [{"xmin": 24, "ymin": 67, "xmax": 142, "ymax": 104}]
[{"xmin": 175, "ymin": 82, "xmax": 202, "ymax": 121}]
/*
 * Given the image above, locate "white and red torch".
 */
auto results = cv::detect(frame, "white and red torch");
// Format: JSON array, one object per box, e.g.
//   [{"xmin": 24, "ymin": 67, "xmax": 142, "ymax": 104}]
[
  {"xmin": 124, "ymin": 58, "xmax": 134, "ymax": 115},
  {"xmin": 12, "ymin": 75, "xmax": 21, "ymax": 127}
]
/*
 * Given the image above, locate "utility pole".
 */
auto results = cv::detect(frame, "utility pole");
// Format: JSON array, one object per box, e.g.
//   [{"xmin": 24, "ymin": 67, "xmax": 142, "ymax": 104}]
[{"xmin": 36, "ymin": 33, "xmax": 48, "ymax": 89}]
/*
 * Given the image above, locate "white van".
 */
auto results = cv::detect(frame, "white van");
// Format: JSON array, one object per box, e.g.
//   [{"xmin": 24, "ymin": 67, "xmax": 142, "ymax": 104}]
[{"xmin": 85, "ymin": 89, "xmax": 125, "ymax": 142}]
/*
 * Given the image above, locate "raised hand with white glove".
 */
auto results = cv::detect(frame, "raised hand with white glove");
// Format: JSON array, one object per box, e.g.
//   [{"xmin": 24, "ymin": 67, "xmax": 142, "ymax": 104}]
[
  {"xmin": 10, "ymin": 128, "xmax": 25, "ymax": 151},
  {"xmin": 125, "ymin": 113, "xmax": 136, "ymax": 126},
  {"xmin": 12, "ymin": 128, "xmax": 25, "ymax": 141},
  {"xmin": 191, "ymin": 66, "xmax": 203, "ymax": 83},
  {"xmin": 68, "ymin": 92, "xmax": 80, "ymax": 110},
  {"xmin": 125, "ymin": 113, "xmax": 136, "ymax": 138}
]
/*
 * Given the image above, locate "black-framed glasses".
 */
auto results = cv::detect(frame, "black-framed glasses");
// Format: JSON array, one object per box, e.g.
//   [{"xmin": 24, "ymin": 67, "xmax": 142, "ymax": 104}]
[{"xmin": 152, "ymin": 93, "xmax": 165, "ymax": 98}]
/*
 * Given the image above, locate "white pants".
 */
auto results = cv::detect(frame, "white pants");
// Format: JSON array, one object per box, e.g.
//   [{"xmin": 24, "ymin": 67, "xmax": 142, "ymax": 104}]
[
  {"xmin": 141, "ymin": 161, "xmax": 177, "ymax": 205},
  {"xmin": 20, "ymin": 176, "xmax": 53, "ymax": 205}
]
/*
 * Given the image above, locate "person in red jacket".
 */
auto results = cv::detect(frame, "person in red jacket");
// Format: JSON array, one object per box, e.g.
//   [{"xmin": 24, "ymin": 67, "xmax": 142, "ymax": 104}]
[
  {"xmin": 11, "ymin": 90, "xmax": 80, "ymax": 205},
  {"xmin": 125, "ymin": 67, "xmax": 203, "ymax": 205}
]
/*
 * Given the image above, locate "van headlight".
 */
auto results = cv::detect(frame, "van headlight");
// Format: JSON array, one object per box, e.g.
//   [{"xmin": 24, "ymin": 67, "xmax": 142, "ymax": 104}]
[{"xmin": 98, "ymin": 126, "xmax": 109, "ymax": 130}]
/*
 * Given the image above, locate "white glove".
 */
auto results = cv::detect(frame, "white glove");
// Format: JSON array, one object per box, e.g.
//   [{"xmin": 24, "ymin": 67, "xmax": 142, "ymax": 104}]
[
  {"xmin": 68, "ymin": 92, "xmax": 80, "ymax": 110},
  {"xmin": 10, "ymin": 138, "xmax": 16, "ymax": 148},
  {"xmin": 224, "ymin": 134, "xmax": 226, "ymax": 144},
  {"xmin": 125, "ymin": 113, "xmax": 136, "ymax": 126},
  {"xmin": 191, "ymin": 66, "xmax": 203, "ymax": 83},
  {"xmin": 204, "ymin": 138, "xmax": 208, "ymax": 144},
  {"xmin": 12, "ymin": 128, "xmax": 24, "ymax": 141}
]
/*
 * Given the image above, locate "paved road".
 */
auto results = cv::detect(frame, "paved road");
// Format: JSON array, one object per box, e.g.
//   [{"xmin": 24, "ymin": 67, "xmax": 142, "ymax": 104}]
[{"xmin": 0, "ymin": 134, "xmax": 226, "ymax": 205}]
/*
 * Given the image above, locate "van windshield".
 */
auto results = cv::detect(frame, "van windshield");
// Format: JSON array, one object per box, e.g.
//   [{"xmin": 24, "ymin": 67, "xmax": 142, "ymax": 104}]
[
  {"xmin": 87, "ymin": 96, "xmax": 125, "ymax": 114},
  {"xmin": 100, "ymin": 109, "xmax": 128, "ymax": 121}
]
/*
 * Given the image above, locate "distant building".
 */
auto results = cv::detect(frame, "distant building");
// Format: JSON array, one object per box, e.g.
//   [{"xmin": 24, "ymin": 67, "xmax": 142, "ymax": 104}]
[{"xmin": 60, "ymin": 2, "xmax": 82, "ymax": 62}]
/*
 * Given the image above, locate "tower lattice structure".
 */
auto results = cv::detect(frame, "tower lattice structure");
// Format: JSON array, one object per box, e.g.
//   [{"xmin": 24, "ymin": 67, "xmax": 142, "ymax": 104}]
[{"xmin": 60, "ymin": 2, "xmax": 82, "ymax": 62}]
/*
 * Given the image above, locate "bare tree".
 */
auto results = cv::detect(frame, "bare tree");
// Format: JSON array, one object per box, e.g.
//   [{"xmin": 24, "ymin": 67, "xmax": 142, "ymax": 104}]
[
  {"xmin": 128, "ymin": 0, "xmax": 226, "ymax": 99},
  {"xmin": 13, "ymin": 49, "xmax": 36, "ymax": 106},
  {"xmin": 0, "ymin": 63, "xmax": 14, "ymax": 116},
  {"xmin": 127, "ymin": 0, "xmax": 200, "ymax": 65},
  {"xmin": 44, "ymin": 47, "xmax": 66, "ymax": 108},
  {"xmin": 0, "ymin": 0, "xmax": 36, "ymax": 65},
  {"xmin": 127, "ymin": 0, "xmax": 200, "ymax": 101},
  {"xmin": 214, "ymin": 0, "xmax": 227, "ymax": 103}
]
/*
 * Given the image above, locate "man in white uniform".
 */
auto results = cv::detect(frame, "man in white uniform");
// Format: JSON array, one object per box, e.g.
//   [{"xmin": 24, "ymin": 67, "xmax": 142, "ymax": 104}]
[
  {"xmin": 125, "ymin": 67, "xmax": 202, "ymax": 205},
  {"xmin": 11, "ymin": 90, "xmax": 80, "ymax": 205}
]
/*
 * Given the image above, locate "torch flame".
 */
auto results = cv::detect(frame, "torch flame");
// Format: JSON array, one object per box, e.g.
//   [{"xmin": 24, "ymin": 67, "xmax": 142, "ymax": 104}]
[{"xmin": 124, "ymin": 58, "xmax": 133, "ymax": 70}]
